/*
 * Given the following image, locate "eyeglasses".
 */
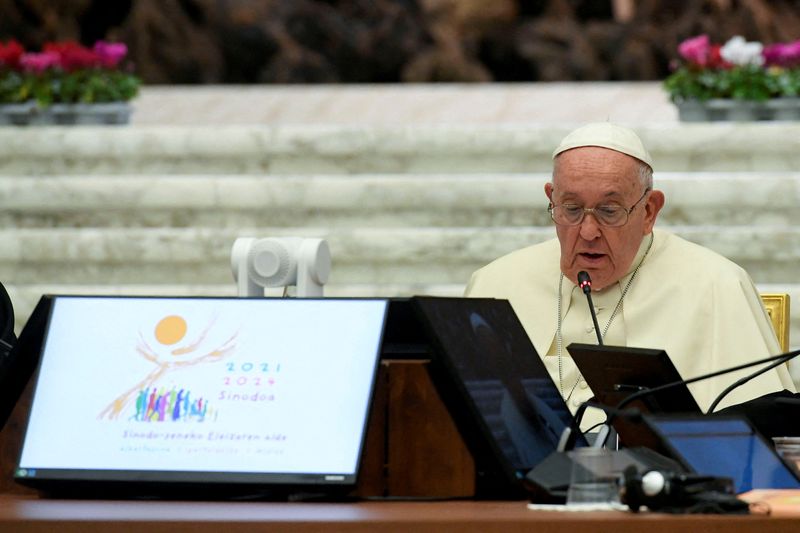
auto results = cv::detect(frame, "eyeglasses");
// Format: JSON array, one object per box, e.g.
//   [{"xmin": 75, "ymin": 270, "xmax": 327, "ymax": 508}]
[{"xmin": 547, "ymin": 188, "xmax": 651, "ymax": 227}]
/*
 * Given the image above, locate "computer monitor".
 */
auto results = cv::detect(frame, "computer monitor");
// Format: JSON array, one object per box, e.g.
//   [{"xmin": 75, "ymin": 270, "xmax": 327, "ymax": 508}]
[
  {"xmin": 567, "ymin": 343, "xmax": 702, "ymax": 415},
  {"xmin": 15, "ymin": 295, "xmax": 388, "ymax": 499},
  {"xmin": 411, "ymin": 296, "xmax": 586, "ymax": 499}
]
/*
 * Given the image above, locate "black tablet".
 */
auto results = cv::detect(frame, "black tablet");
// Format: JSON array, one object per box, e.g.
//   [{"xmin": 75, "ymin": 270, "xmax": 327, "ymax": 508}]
[
  {"xmin": 567, "ymin": 343, "xmax": 702, "ymax": 415},
  {"xmin": 15, "ymin": 295, "xmax": 388, "ymax": 499}
]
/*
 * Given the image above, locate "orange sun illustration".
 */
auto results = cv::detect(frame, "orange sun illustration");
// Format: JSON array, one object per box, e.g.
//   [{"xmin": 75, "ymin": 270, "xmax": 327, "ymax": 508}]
[{"xmin": 154, "ymin": 315, "xmax": 187, "ymax": 346}]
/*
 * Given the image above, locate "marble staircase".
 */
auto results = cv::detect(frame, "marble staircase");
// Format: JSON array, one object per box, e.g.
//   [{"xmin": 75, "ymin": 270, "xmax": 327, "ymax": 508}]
[{"xmin": 2, "ymin": 84, "xmax": 800, "ymax": 352}]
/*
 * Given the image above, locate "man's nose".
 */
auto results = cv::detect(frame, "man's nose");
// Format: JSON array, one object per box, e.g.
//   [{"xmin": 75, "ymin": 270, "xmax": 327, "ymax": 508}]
[{"xmin": 578, "ymin": 211, "xmax": 602, "ymax": 240}]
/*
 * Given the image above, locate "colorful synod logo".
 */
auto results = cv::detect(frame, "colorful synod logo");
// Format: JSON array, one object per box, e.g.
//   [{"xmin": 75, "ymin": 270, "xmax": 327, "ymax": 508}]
[{"xmin": 98, "ymin": 314, "xmax": 238, "ymax": 422}]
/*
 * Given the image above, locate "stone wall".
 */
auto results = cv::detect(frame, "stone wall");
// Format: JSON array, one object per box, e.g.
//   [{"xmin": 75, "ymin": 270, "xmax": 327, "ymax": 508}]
[{"xmin": 2, "ymin": 0, "xmax": 800, "ymax": 83}]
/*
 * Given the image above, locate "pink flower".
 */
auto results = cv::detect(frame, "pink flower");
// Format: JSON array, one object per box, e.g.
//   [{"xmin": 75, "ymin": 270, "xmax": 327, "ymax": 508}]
[
  {"xmin": 763, "ymin": 40, "xmax": 800, "ymax": 68},
  {"xmin": 19, "ymin": 51, "xmax": 60, "ymax": 73},
  {"xmin": 93, "ymin": 41, "xmax": 128, "ymax": 68},
  {"xmin": 678, "ymin": 34, "xmax": 711, "ymax": 67}
]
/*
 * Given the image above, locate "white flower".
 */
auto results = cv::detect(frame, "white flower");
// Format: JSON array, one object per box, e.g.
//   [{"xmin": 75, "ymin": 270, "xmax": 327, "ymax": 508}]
[{"xmin": 720, "ymin": 36, "xmax": 764, "ymax": 66}]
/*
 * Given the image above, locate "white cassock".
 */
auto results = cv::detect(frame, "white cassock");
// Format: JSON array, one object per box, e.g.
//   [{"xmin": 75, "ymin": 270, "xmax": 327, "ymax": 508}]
[{"xmin": 465, "ymin": 228, "xmax": 796, "ymax": 429}]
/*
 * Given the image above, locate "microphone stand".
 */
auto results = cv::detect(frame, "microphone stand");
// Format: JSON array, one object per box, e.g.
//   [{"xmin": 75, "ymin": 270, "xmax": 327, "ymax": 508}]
[{"xmin": 557, "ymin": 271, "xmax": 604, "ymax": 449}]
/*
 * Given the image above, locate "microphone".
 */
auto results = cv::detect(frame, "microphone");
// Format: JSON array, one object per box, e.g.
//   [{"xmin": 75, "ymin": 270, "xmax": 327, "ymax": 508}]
[{"xmin": 577, "ymin": 271, "xmax": 603, "ymax": 345}]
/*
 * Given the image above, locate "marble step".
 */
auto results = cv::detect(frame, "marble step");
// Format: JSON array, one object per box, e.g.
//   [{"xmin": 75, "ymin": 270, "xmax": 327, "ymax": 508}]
[
  {"xmin": 2, "ymin": 172, "xmax": 800, "ymax": 228},
  {"xmin": 1, "ymin": 123, "xmax": 800, "ymax": 176},
  {"xmin": 1, "ymin": 226, "xmax": 798, "ymax": 286}
]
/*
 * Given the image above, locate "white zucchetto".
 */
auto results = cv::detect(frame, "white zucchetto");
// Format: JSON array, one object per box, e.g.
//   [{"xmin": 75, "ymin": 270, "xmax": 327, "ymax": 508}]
[{"xmin": 552, "ymin": 123, "xmax": 653, "ymax": 169}]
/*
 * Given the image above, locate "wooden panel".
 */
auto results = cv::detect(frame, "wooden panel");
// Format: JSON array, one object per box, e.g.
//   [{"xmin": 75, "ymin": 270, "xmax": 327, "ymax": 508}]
[
  {"xmin": 353, "ymin": 362, "xmax": 389, "ymax": 497},
  {"xmin": 385, "ymin": 361, "xmax": 474, "ymax": 497}
]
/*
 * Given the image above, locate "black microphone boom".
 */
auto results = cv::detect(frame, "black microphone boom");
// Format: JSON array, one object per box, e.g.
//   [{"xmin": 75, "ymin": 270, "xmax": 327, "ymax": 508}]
[
  {"xmin": 577, "ymin": 271, "xmax": 603, "ymax": 345},
  {"xmin": 614, "ymin": 348, "xmax": 800, "ymax": 413},
  {"xmin": 707, "ymin": 353, "xmax": 796, "ymax": 413},
  {"xmin": 583, "ymin": 347, "xmax": 800, "ymax": 449}
]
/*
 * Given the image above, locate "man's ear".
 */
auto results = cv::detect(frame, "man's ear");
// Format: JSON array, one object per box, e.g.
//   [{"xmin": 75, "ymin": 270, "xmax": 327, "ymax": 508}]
[
  {"xmin": 643, "ymin": 189, "xmax": 665, "ymax": 234},
  {"xmin": 544, "ymin": 182, "xmax": 554, "ymax": 202}
]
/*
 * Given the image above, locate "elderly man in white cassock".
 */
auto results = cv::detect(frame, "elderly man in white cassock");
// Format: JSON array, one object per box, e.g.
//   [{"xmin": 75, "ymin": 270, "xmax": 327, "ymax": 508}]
[{"xmin": 466, "ymin": 122, "xmax": 796, "ymax": 429}]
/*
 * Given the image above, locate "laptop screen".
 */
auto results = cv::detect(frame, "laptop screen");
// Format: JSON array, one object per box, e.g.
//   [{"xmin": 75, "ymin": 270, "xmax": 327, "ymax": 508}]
[
  {"xmin": 647, "ymin": 415, "xmax": 800, "ymax": 493},
  {"xmin": 16, "ymin": 296, "xmax": 387, "ymax": 495},
  {"xmin": 413, "ymin": 297, "xmax": 582, "ymax": 486}
]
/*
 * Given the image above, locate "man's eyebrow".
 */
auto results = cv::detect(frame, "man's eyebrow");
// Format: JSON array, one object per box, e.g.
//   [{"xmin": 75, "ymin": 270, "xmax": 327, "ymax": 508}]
[
  {"xmin": 555, "ymin": 190, "xmax": 627, "ymax": 201},
  {"xmin": 601, "ymin": 191, "xmax": 626, "ymax": 200}
]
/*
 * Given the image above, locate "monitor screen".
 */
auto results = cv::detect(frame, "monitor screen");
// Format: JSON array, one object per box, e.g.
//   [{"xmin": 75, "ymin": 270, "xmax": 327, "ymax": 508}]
[
  {"xmin": 412, "ymin": 296, "xmax": 583, "ymax": 497},
  {"xmin": 16, "ymin": 296, "xmax": 388, "ymax": 496},
  {"xmin": 647, "ymin": 416, "xmax": 800, "ymax": 493}
]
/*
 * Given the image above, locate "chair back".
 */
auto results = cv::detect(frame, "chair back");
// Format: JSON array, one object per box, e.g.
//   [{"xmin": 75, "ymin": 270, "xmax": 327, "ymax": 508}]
[{"xmin": 760, "ymin": 293, "xmax": 790, "ymax": 352}]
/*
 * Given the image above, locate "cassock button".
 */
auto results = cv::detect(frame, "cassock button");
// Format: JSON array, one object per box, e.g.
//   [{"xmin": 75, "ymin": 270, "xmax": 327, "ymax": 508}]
[
  {"xmin": 571, "ymin": 399, "xmax": 582, "ymax": 408},
  {"xmin": 579, "ymin": 380, "xmax": 588, "ymax": 389},
  {"xmin": 585, "ymin": 326, "xmax": 594, "ymax": 333}
]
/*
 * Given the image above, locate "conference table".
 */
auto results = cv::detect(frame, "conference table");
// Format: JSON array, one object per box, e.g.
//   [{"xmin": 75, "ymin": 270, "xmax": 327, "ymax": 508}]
[
  {"xmin": 1, "ymin": 495, "xmax": 799, "ymax": 532},
  {"xmin": 1, "ymin": 361, "xmax": 799, "ymax": 531}
]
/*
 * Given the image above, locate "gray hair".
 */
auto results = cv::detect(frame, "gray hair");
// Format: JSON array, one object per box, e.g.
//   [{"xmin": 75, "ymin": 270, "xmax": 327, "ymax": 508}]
[{"xmin": 638, "ymin": 161, "xmax": 653, "ymax": 190}]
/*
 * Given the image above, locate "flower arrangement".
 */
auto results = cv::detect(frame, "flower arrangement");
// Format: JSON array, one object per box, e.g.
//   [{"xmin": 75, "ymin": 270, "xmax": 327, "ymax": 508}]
[
  {"xmin": 664, "ymin": 35, "xmax": 800, "ymax": 103},
  {"xmin": 0, "ymin": 39, "xmax": 140, "ymax": 109}
]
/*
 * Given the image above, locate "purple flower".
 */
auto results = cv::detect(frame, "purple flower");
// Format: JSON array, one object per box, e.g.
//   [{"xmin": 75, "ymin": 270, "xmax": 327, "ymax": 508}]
[
  {"xmin": 678, "ymin": 35, "xmax": 711, "ymax": 67},
  {"xmin": 763, "ymin": 40, "xmax": 800, "ymax": 68},
  {"xmin": 93, "ymin": 41, "xmax": 128, "ymax": 68},
  {"xmin": 19, "ymin": 51, "xmax": 60, "ymax": 73}
]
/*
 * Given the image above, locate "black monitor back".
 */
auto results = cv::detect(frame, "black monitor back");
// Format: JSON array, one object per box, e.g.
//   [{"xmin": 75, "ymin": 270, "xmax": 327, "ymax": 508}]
[
  {"xmin": 409, "ymin": 296, "xmax": 585, "ymax": 499},
  {"xmin": 567, "ymin": 343, "xmax": 702, "ymax": 415}
]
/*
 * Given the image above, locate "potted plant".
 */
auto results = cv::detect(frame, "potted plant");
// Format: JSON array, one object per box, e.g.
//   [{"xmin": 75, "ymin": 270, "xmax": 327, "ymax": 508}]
[
  {"xmin": 0, "ymin": 39, "xmax": 140, "ymax": 125},
  {"xmin": 664, "ymin": 34, "xmax": 800, "ymax": 121}
]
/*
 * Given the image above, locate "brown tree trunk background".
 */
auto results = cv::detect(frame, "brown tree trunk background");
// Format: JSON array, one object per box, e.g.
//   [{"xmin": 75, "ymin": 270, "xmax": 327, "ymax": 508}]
[{"xmin": 1, "ymin": 0, "xmax": 799, "ymax": 84}]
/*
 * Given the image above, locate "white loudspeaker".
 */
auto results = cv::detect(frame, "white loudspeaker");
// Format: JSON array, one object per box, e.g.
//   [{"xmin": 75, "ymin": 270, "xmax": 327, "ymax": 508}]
[{"xmin": 231, "ymin": 237, "xmax": 331, "ymax": 297}]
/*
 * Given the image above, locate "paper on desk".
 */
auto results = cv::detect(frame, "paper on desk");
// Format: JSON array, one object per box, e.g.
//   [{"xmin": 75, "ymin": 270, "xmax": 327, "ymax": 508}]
[
  {"xmin": 739, "ymin": 489, "xmax": 800, "ymax": 516},
  {"xmin": 527, "ymin": 502, "xmax": 629, "ymax": 512}
]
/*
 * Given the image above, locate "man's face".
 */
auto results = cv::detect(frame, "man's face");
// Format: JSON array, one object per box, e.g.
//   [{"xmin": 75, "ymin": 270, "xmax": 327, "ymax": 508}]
[{"xmin": 544, "ymin": 146, "xmax": 664, "ymax": 290}]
